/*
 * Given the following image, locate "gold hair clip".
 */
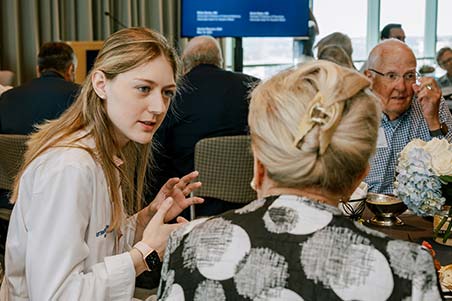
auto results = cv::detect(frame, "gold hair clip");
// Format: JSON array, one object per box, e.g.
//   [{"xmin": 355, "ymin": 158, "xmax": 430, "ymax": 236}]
[
  {"xmin": 293, "ymin": 92, "xmax": 329, "ymax": 149},
  {"xmin": 293, "ymin": 63, "xmax": 372, "ymax": 154},
  {"xmin": 310, "ymin": 104, "xmax": 333, "ymax": 125}
]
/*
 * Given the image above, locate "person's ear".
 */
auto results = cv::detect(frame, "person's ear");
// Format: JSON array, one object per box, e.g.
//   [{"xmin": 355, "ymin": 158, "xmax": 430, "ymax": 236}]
[
  {"xmin": 252, "ymin": 156, "xmax": 266, "ymax": 191},
  {"xmin": 64, "ymin": 64, "xmax": 76, "ymax": 82},
  {"xmin": 91, "ymin": 70, "xmax": 108, "ymax": 99},
  {"xmin": 363, "ymin": 69, "xmax": 375, "ymax": 88}
]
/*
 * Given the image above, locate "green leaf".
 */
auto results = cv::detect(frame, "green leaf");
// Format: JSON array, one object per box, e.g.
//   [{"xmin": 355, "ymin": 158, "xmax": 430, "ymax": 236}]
[
  {"xmin": 442, "ymin": 219, "xmax": 452, "ymax": 242},
  {"xmin": 434, "ymin": 215, "xmax": 448, "ymax": 238},
  {"xmin": 440, "ymin": 175, "xmax": 452, "ymax": 182}
]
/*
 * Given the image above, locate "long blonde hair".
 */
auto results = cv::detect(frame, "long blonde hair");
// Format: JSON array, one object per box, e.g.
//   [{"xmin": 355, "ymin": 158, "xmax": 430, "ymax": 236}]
[
  {"xmin": 249, "ymin": 60, "xmax": 380, "ymax": 196},
  {"xmin": 12, "ymin": 28, "xmax": 180, "ymax": 231}
]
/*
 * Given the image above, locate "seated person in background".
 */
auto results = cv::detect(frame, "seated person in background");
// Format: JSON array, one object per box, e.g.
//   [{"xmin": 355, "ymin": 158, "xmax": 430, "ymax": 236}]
[
  {"xmin": 317, "ymin": 45, "xmax": 355, "ymax": 69},
  {"xmin": 380, "ymin": 23, "xmax": 406, "ymax": 42},
  {"xmin": 436, "ymin": 47, "xmax": 452, "ymax": 102},
  {"xmin": 0, "ymin": 42, "xmax": 81, "ymax": 210},
  {"xmin": 0, "ymin": 42, "xmax": 80, "ymax": 135},
  {"xmin": 149, "ymin": 35, "xmax": 259, "ymax": 219},
  {"xmin": 364, "ymin": 39, "xmax": 452, "ymax": 194},
  {"xmin": 315, "ymin": 32, "xmax": 355, "ymax": 69},
  {"xmin": 157, "ymin": 61, "xmax": 443, "ymax": 300}
]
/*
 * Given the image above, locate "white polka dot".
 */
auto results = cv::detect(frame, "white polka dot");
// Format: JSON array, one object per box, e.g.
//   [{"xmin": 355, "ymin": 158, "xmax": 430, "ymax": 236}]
[
  {"xmin": 197, "ymin": 224, "xmax": 251, "ymax": 280},
  {"xmin": 235, "ymin": 248, "xmax": 288, "ymax": 299},
  {"xmin": 265, "ymin": 195, "xmax": 332, "ymax": 235},
  {"xmin": 165, "ymin": 283, "xmax": 185, "ymax": 301},
  {"xmin": 194, "ymin": 280, "xmax": 226, "ymax": 301},
  {"xmin": 254, "ymin": 288, "xmax": 304, "ymax": 301},
  {"xmin": 330, "ymin": 244, "xmax": 394, "ymax": 301}
]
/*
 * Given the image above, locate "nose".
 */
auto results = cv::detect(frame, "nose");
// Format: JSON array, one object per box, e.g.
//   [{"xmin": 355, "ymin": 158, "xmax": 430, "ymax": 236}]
[
  {"xmin": 147, "ymin": 91, "xmax": 165, "ymax": 114},
  {"xmin": 393, "ymin": 76, "xmax": 407, "ymax": 91}
]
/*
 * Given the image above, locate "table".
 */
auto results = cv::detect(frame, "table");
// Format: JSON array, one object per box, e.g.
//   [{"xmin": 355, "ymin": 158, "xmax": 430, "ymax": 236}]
[{"xmin": 364, "ymin": 211, "xmax": 452, "ymax": 266}]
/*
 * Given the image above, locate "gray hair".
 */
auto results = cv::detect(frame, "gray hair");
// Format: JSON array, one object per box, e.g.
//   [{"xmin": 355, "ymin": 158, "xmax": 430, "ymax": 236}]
[
  {"xmin": 182, "ymin": 36, "xmax": 223, "ymax": 73},
  {"xmin": 315, "ymin": 32, "xmax": 353, "ymax": 57},
  {"xmin": 318, "ymin": 45, "xmax": 355, "ymax": 69}
]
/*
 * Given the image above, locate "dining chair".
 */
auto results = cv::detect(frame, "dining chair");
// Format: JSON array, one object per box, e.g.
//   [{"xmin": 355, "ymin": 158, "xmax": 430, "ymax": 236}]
[
  {"xmin": 190, "ymin": 135, "xmax": 257, "ymax": 220},
  {"xmin": 0, "ymin": 134, "xmax": 28, "ymax": 192},
  {"xmin": 0, "ymin": 134, "xmax": 28, "ymax": 253}
]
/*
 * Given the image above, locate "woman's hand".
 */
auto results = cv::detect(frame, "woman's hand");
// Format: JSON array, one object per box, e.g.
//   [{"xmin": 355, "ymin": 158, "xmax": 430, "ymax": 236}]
[
  {"xmin": 148, "ymin": 171, "xmax": 204, "ymax": 222},
  {"xmin": 141, "ymin": 197, "xmax": 188, "ymax": 255}
]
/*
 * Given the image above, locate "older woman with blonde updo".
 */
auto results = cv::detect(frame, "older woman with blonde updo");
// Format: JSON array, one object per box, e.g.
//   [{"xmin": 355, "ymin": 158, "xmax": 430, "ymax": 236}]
[{"xmin": 158, "ymin": 61, "xmax": 442, "ymax": 301}]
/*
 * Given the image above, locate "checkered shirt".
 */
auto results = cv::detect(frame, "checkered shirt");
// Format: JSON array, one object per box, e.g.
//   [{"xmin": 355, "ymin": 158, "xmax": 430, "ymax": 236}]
[{"xmin": 365, "ymin": 97, "xmax": 452, "ymax": 194}]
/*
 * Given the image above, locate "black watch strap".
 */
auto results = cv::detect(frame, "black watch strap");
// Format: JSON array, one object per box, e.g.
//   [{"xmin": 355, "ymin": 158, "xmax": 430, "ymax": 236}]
[
  {"xmin": 429, "ymin": 122, "xmax": 448, "ymax": 137},
  {"xmin": 145, "ymin": 250, "xmax": 162, "ymax": 271}
]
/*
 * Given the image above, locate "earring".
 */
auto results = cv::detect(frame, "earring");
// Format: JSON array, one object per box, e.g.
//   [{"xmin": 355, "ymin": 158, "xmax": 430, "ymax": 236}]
[{"xmin": 250, "ymin": 178, "xmax": 256, "ymax": 191}]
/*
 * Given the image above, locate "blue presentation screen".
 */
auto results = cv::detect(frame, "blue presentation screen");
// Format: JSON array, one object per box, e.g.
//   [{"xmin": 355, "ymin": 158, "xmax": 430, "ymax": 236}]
[{"xmin": 181, "ymin": 0, "xmax": 309, "ymax": 38}]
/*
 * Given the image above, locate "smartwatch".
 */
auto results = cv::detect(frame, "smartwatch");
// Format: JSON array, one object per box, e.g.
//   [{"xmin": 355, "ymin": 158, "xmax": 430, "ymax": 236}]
[
  {"xmin": 133, "ymin": 241, "xmax": 162, "ymax": 271},
  {"xmin": 429, "ymin": 122, "xmax": 449, "ymax": 137}
]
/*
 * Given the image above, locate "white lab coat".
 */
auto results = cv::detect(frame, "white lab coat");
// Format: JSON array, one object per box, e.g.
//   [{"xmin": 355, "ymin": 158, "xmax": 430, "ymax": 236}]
[{"xmin": 1, "ymin": 138, "xmax": 138, "ymax": 300}]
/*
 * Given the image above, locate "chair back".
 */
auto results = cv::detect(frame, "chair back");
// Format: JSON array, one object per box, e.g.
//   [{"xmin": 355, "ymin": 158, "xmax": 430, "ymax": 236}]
[
  {"xmin": 0, "ymin": 134, "xmax": 28, "ymax": 190},
  {"xmin": 192, "ymin": 135, "xmax": 257, "ymax": 204}
]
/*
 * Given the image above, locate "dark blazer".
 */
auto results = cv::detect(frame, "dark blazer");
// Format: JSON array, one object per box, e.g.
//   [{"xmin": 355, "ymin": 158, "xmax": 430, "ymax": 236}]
[
  {"xmin": 0, "ymin": 70, "xmax": 80, "ymax": 134},
  {"xmin": 149, "ymin": 64, "xmax": 259, "ymax": 217}
]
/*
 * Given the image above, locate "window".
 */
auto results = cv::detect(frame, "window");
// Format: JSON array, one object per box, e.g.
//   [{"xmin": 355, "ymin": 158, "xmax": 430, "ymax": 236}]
[
  {"xmin": 436, "ymin": 0, "xmax": 452, "ymax": 77},
  {"xmin": 380, "ymin": 0, "xmax": 425, "ymax": 58},
  {"xmin": 313, "ymin": 0, "xmax": 367, "ymax": 64},
  {"xmin": 243, "ymin": 37, "xmax": 294, "ymax": 79}
]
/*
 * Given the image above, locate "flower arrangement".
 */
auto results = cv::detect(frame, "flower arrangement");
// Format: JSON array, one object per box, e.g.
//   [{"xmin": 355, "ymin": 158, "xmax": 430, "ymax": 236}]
[{"xmin": 394, "ymin": 138, "xmax": 452, "ymax": 243}]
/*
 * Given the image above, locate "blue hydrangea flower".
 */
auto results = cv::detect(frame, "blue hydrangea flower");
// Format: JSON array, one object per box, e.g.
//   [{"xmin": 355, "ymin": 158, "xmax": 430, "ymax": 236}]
[{"xmin": 394, "ymin": 147, "xmax": 446, "ymax": 216}]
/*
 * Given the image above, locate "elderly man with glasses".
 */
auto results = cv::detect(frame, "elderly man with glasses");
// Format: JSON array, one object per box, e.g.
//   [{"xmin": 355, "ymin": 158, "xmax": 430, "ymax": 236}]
[{"xmin": 364, "ymin": 39, "xmax": 452, "ymax": 194}]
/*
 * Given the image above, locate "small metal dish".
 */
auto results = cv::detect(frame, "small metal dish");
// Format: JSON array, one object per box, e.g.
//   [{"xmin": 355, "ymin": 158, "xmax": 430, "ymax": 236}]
[{"xmin": 365, "ymin": 193, "xmax": 407, "ymax": 226}]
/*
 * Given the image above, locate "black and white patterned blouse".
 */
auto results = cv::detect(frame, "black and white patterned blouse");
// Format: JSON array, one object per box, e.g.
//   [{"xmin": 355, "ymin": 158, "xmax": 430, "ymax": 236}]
[{"xmin": 158, "ymin": 195, "xmax": 443, "ymax": 301}]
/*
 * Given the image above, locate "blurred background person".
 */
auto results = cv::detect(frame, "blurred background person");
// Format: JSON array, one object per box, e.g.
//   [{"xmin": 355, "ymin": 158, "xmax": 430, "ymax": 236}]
[
  {"xmin": 436, "ymin": 47, "xmax": 452, "ymax": 104},
  {"xmin": 380, "ymin": 23, "xmax": 406, "ymax": 42},
  {"xmin": 0, "ymin": 42, "xmax": 80, "ymax": 135},
  {"xmin": 315, "ymin": 32, "xmax": 355, "ymax": 69},
  {"xmin": 149, "ymin": 35, "xmax": 259, "ymax": 219},
  {"xmin": 158, "ymin": 61, "xmax": 442, "ymax": 301},
  {"xmin": 317, "ymin": 45, "xmax": 355, "ymax": 69},
  {"xmin": 0, "ymin": 42, "xmax": 80, "ymax": 210}
]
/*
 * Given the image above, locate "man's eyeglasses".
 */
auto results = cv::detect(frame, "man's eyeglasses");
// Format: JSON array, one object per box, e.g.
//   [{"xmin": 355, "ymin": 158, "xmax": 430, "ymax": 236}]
[
  {"xmin": 440, "ymin": 57, "xmax": 452, "ymax": 67},
  {"xmin": 368, "ymin": 69, "xmax": 418, "ymax": 82}
]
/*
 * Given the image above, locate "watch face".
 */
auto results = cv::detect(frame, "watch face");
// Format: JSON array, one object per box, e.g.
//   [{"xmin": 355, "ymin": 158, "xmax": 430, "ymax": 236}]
[{"xmin": 145, "ymin": 250, "xmax": 162, "ymax": 271}]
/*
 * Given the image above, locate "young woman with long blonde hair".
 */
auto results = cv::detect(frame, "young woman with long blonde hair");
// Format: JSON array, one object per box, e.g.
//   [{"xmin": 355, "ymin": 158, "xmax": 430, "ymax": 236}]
[{"xmin": 1, "ymin": 27, "xmax": 203, "ymax": 300}]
